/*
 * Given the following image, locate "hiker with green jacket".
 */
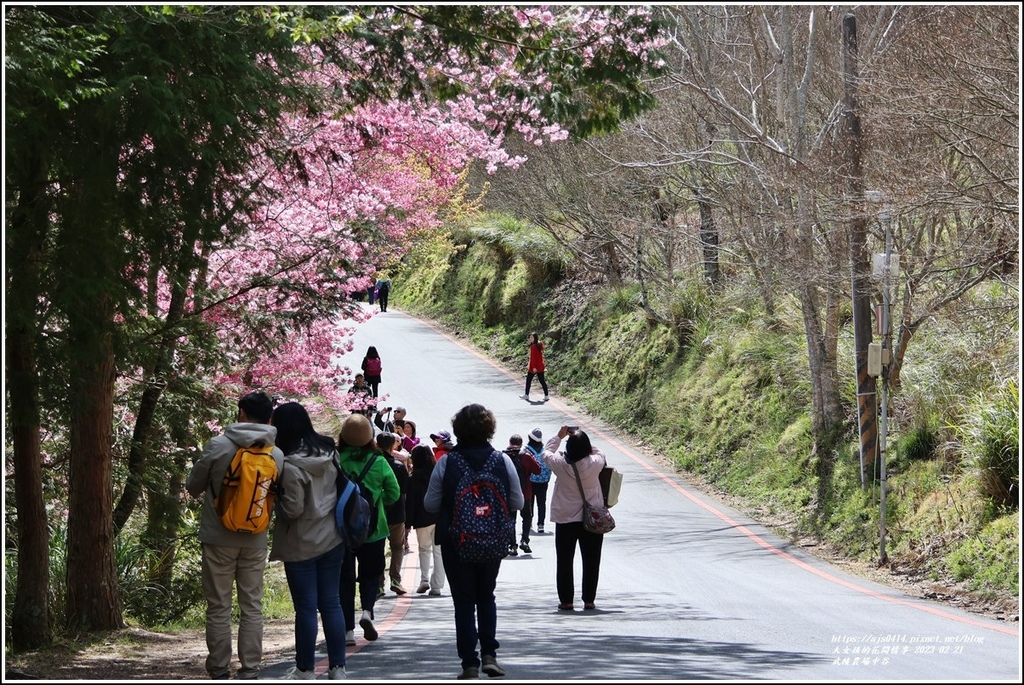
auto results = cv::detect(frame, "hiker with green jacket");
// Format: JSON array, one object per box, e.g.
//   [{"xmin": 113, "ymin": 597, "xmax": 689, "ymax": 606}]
[{"xmin": 336, "ymin": 413, "xmax": 400, "ymax": 645}]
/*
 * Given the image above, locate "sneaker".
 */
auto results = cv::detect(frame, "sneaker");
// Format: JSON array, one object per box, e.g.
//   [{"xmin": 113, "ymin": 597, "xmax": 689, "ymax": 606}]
[
  {"xmin": 543, "ymin": 395, "xmax": 550, "ymax": 402},
  {"xmin": 416, "ymin": 582, "xmax": 430, "ymax": 594},
  {"xmin": 429, "ymin": 589, "xmax": 442, "ymax": 596},
  {"xmin": 507, "ymin": 545, "xmax": 518, "ymax": 557},
  {"xmin": 376, "ymin": 586, "xmax": 386, "ymax": 600},
  {"xmin": 457, "ymin": 667, "xmax": 479, "ymax": 680},
  {"xmin": 236, "ymin": 669, "xmax": 259, "ymax": 680},
  {"xmin": 360, "ymin": 610, "xmax": 378, "ymax": 641},
  {"xmin": 391, "ymin": 582, "xmax": 407, "ymax": 595},
  {"xmin": 328, "ymin": 666, "xmax": 347, "ymax": 680},
  {"xmin": 345, "ymin": 630, "xmax": 356, "ymax": 646},
  {"xmin": 537, "ymin": 525, "xmax": 545, "ymax": 534},
  {"xmin": 519, "ymin": 542, "xmax": 532, "ymax": 554},
  {"xmin": 519, "ymin": 394, "xmax": 529, "ymax": 400},
  {"xmin": 283, "ymin": 666, "xmax": 316, "ymax": 680},
  {"xmin": 481, "ymin": 655, "xmax": 506, "ymax": 678}
]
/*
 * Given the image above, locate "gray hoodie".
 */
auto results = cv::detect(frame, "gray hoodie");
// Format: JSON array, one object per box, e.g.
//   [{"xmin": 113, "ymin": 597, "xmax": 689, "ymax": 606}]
[
  {"xmin": 269, "ymin": 445, "xmax": 343, "ymax": 563},
  {"xmin": 186, "ymin": 422, "xmax": 285, "ymax": 549}
]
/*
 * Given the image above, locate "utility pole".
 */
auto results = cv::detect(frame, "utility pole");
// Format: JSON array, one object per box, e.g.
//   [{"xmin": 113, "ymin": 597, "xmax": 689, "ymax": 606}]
[
  {"xmin": 868, "ymin": 190, "xmax": 897, "ymax": 565},
  {"xmin": 842, "ymin": 13, "xmax": 877, "ymax": 486}
]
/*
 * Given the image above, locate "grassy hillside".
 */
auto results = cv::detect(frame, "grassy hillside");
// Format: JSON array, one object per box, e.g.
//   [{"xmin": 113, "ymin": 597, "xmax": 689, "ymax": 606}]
[{"xmin": 393, "ymin": 219, "xmax": 1019, "ymax": 607}]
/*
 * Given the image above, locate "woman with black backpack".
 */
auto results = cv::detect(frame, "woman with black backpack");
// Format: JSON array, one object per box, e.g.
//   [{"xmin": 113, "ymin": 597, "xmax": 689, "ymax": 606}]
[{"xmin": 424, "ymin": 404, "xmax": 524, "ymax": 680}]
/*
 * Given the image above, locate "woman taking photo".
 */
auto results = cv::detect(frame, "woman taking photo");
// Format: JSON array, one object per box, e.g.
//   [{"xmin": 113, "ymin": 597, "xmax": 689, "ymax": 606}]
[
  {"xmin": 269, "ymin": 402, "xmax": 347, "ymax": 680},
  {"xmin": 541, "ymin": 425, "xmax": 607, "ymax": 611},
  {"xmin": 519, "ymin": 332, "xmax": 549, "ymax": 402}
]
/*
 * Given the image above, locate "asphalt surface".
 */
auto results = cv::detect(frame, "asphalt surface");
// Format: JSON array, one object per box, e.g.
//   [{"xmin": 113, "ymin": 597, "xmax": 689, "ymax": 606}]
[{"xmin": 261, "ymin": 305, "xmax": 1021, "ymax": 681}]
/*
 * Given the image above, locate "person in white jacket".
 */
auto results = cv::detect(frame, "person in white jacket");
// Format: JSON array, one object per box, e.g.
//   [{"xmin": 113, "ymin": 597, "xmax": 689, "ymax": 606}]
[
  {"xmin": 186, "ymin": 391, "xmax": 285, "ymax": 680},
  {"xmin": 541, "ymin": 425, "xmax": 608, "ymax": 611},
  {"xmin": 269, "ymin": 402, "xmax": 347, "ymax": 680}
]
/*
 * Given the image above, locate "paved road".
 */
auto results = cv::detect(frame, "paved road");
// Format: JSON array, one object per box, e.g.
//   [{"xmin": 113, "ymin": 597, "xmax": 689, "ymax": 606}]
[{"xmin": 264, "ymin": 306, "xmax": 1020, "ymax": 681}]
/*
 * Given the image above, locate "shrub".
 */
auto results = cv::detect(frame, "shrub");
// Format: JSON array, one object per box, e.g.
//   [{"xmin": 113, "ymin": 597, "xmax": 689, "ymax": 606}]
[{"xmin": 961, "ymin": 380, "xmax": 1019, "ymax": 511}]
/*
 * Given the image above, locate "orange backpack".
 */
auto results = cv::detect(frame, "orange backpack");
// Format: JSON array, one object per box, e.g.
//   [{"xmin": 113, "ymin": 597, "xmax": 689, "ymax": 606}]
[{"xmin": 214, "ymin": 444, "xmax": 278, "ymax": 534}]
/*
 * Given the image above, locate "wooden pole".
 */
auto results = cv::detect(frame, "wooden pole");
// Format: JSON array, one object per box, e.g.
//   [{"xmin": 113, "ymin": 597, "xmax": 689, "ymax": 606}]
[{"xmin": 841, "ymin": 13, "xmax": 877, "ymax": 485}]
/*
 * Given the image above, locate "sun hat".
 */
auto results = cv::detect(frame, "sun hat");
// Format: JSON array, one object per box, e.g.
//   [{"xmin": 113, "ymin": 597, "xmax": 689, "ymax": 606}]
[{"xmin": 340, "ymin": 413, "xmax": 374, "ymax": 447}]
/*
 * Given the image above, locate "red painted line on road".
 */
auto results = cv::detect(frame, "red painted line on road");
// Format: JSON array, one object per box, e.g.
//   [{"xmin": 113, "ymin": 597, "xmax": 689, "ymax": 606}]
[{"xmin": 395, "ymin": 311, "xmax": 1019, "ymax": 638}]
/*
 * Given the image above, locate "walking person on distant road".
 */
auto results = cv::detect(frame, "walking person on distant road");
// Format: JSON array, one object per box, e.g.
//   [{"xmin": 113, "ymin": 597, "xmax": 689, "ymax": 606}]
[
  {"xmin": 375, "ymin": 276, "xmax": 392, "ymax": 312},
  {"xmin": 542, "ymin": 425, "xmax": 607, "ymax": 611},
  {"xmin": 503, "ymin": 434, "xmax": 541, "ymax": 556},
  {"xmin": 269, "ymin": 402, "xmax": 348, "ymax": 680},
  {"xmin": 186, "ymin": 391, "xmax": 285, "ymax": 680},
  {"xmin": 361, "ymin": 346, "xmax": 383, "ymax": 398},
  {"xmin": 519, "ymin": 332, "xmax": 549, "ymax": 402},
  {"xmin": 525, "ymin": 428, "xmax": 551, "ymax": 534},
  {"xmin": 425, "ymin": 404, "xmax": 524, "ymax": 679}
]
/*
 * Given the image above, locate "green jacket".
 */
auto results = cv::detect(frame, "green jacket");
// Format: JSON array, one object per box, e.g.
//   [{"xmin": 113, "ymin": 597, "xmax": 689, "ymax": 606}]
[{"xmin": 337, "ymin": 444, "xmax": 400, "ymax": 542}]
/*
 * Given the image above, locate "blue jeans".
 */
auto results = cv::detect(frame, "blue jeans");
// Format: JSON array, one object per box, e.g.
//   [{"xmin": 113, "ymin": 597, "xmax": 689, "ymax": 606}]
[
  {"xmin": 441, "ymin": 544, "xmax": 501, "ymax": 669},
  {"xmin": 284, "ymin": 542, "xmax": 347, "ymax": 671}
]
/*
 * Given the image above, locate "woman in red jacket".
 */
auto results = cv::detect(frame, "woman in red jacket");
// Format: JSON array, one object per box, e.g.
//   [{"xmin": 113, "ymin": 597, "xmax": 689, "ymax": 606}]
[{"xmin": 519, "ymin": 332, "xmax": 549, "ymax": 402}]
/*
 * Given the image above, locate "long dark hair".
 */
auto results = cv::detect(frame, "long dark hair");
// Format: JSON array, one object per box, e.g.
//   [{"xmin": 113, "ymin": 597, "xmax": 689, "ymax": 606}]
[
  {"xmin": 565, "ymin": 430, "xmax": 593, "ymax": 463},
  {"xmin": 366, "ymin": 345, "xmax": 380, "ymax": 359},
  {"xmin": 272, "ymin": 402, "xmax": 335, "ymax": 456},
  {"xmin": 410, "ymin": 444, "xmax": 435, "ymax": 481},
  {"xmin": 529, "ymin": 332, "xmax": 541, "ymax": 347}
]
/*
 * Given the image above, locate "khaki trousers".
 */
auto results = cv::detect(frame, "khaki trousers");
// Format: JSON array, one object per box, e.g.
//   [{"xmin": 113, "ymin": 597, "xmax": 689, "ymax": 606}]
[{"xmin": 201, "ymin": 543, "xmax": 267, "ymax": 679}]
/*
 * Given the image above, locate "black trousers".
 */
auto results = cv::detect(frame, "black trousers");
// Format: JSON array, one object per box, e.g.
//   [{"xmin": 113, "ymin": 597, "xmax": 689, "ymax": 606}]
[{"xmin": 554, "ymin": 521, "xmax": 604, "ymax": 605}]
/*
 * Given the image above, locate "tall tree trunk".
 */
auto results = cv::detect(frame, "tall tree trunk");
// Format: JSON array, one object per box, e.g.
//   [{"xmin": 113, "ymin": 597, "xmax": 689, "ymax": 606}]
[
  {"xmin": 5, "ymin": 162, "xmax": 53, "ymax": 649},
  {"xmin": 65, "ymin": 302, "xmax": 124, "ymax": 631},
  {"xmin": 62, "ymin": 134, "xmax": 124, "ymax": 629},
  {"xmin": 697, "ymin": 193, "xmax": 721, "ymax": 286}
]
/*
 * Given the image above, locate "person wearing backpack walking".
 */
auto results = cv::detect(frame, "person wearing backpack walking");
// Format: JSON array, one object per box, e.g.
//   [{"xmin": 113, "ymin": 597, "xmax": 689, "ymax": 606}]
[
  {"xmin": 186, "ymin": 391, "xmax": 285, "ymax": 680},
  {"xmin": 425, "ymin": 404, "xmax": 524, "ymax": 680},
  {"xmin": 375, "ymin": 276, "xmax": 392, "ymax": 312},
  {"xmin": 360, "ymin": 346, "xmax": 384, "ymax": 398},
  {"xmin": 268, "ymin": 402, "xmax": 348, "ymax": 680},
  {"xmin": 336, "ymin": 413, "xmax": 400, "ymax": 645},
  {"xmin": 525, "ymin": 428, "xmax": 551, "ymax": 534},
  {"xmin": 503, "ymin": 434, "xmax": 541, "ymax": 556}
]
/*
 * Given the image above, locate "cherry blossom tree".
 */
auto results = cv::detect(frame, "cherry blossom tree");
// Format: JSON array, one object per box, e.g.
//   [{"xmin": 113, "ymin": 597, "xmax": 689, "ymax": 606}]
[{"xmin": 6, "ymin": 4, "xmax": 666, "ymax": 638}]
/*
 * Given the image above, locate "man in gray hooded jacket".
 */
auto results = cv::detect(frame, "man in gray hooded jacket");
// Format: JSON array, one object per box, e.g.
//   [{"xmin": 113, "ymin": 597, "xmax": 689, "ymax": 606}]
[{"xmin": 186, "ymin": 391, "xmax": 285, "ymax": 680}]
